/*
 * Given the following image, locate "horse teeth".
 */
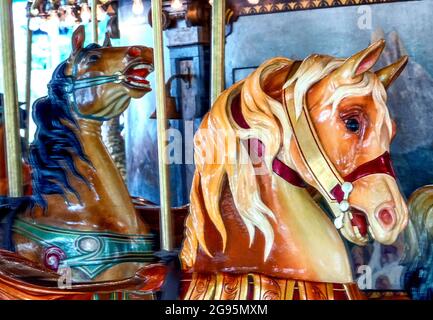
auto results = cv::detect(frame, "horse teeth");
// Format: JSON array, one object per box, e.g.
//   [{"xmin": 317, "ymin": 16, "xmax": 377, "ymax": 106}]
[
  {"xmin": 353, "ymin": 225, "xmax": 359, "ymax": 235},
  {"xmin": 132, "ymin": 64, "xmax": 153, "ymax": 72},
  {"xmin": 129, "ymin": 81, "xmax": 150, "ymax": 88},
  {"xmin": 353, "ymin": 226, "xmax": 363, "ymax": 239}
]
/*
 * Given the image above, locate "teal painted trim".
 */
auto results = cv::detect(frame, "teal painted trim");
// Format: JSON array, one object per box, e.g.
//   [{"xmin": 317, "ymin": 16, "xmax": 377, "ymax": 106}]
[{"xmin": 13, "ymin": 218, "xmax": 155, "ymax": 279}]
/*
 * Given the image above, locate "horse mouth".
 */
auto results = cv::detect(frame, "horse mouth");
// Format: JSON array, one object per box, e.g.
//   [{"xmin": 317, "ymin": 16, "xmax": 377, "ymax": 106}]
[
  {"xmin": 123, "ymin": 63, "xmax": 154, "ymax": 90},
  {"xmin": 349, "ymin": 207, "xmax": 372, "ymax": 242}
]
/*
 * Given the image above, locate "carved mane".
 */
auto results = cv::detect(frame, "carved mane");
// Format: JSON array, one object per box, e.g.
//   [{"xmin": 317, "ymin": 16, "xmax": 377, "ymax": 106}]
[
  {"xmin": 29, "ymin": 57, "xmax": 93, "ymax": 208},
  {"xmin": 181, "ymin": 55, "xmax": 391, "ymax": 269}
]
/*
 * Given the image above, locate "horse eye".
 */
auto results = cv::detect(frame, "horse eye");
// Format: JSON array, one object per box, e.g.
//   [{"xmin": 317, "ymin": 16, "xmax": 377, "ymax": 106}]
[
  {"xmin": 87, "ymin": 54, "xmax": 100, "ymax": 63},
  {"xmin": 345, "ymin": 118, "xmax": 360, "ymax": 133}
]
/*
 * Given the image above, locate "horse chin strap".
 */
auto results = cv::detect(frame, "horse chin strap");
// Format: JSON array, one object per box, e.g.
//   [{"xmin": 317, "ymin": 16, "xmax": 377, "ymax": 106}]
[{"xmin": 282, "ymin": 87, "xmax": 396, "ymax": 231}]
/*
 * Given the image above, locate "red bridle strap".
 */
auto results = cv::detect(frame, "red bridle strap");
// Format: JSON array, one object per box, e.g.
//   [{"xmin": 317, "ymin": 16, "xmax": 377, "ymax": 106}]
[{"xmin": 331, "ymin": 151, "xmax": 396, "ymax": 202}]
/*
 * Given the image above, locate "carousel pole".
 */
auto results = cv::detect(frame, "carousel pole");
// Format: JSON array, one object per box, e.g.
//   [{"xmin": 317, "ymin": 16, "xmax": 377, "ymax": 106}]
[
  {"xmin": 0, "ymin": 0, "xmax": 23, "ymax": 197},
  {"xmin": 210, "ymin": 0, "xmax": 226, "ymax": 104},
  {"xmin": 151, "ymin": 0, "xmax": 173, "ymax": 251},
  {"xmin": 92, "ymin": 0, "xmax": 98, "ymax": 43},
  {"xmin": 24, "ymin": 8, "xmax": 33, "ymax": 149}
]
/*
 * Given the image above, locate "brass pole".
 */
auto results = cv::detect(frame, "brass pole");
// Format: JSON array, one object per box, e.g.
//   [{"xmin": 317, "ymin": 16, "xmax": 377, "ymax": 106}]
[
  {"xmin": 210, "ymin": 0, "xmax": 226, "ymax": 105},
  {"xmin": 151, "ymin": 0, "xmax": 173, "ymax": 251},
  {"xmin": 24, "ymin": 15, "xmax": 33, "ymax": 148},
  {"xmin": 92, "ymin": 0, "xmax": 98, "ymax": 43},
  {"xmin": 0, "ymin": 0, "xmax": 23, "ymax": 197}
]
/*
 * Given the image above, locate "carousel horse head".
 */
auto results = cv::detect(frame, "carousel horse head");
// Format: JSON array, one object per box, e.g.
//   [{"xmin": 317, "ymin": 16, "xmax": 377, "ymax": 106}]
[
  {"xmin": 182, "ymin": 40, "xmax": 409, "ymax": 273},
  {"xmin": 52, "ymin": 25, "xmax": 154, "ymax": 122},
  {"xmin": 285, "ymin": 40, "xmax": 409, "ymax": 246},
  {"xmin": 29, "ymin": 25, "xmax": 154, "ymax": 207}
]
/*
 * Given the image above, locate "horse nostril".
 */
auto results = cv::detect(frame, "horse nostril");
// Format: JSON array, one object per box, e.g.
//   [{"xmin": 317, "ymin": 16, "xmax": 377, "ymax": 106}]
[
  {"xmin": 127, "ymin": 46, "xmax": 142, "ymax": 58},
  {"xmin": 378, "ymin": 208, "xmax": 395, "ymax": 227}
]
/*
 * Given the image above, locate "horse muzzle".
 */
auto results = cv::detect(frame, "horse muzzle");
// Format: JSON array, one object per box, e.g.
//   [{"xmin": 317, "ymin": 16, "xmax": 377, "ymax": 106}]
[{"xmin": 341, "ymin": 174, "xmax": 408, "ymax": 245}]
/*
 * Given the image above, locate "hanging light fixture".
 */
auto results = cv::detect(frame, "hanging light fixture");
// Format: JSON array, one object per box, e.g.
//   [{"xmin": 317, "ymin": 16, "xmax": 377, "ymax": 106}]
[
  {"xmin": 247, "ymin": 0, "xmax": 260, "ymax": 4},
  {"xmin": 132, "ymin": 0, "xmax": 144, "ymax": 16}
]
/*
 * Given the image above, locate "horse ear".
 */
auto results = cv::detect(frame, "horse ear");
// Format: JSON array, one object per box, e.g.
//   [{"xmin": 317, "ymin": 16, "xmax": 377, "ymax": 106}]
[
  {"xmin": 376, "ymin": 56, "xmax": 408, "ymax": 89},
  {"xmin": 103, "ymin": 32, "xmax": 112, "ymax": 47},
  {"xmin": 71, "ymin": 25, "xmax": 85, "ymax": 55},
  {"xmin": 337, "ymin": 39, "xmax": 385, "ymax": 79}
]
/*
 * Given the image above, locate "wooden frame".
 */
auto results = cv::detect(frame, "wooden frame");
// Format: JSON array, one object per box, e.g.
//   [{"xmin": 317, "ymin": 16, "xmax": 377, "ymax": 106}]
[{"xmin": 228, "ymin": 0, "xmax": 416, "ymax": 17}]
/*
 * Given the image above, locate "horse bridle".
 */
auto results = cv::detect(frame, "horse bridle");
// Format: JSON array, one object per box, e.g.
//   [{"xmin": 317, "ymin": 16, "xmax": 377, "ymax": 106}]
[
  {"xmin": 48, "ymin": 44, "xmax": 126, "ymax": 122},
  {"xmin": 231, "ymin": 85, "xmax": 396, "ymax": 231}
]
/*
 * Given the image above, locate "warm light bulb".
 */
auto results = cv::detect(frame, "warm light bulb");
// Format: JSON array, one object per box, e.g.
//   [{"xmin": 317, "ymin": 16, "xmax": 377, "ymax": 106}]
[
  {"xmin": 30, "ymin": 8, "xmax": 39, "ymax": 16},
  {"xmin": 247, "ymin": 0, "xmax": 260, "ymax": 4},
  {"xmin": 208, "ymin": 0, "xmax": 213, "ymax": 5},
  {"xmin": 132, "ymin": 0, "xmax": 144, "ymax": 16},
  {"xmin": 171, "ymin": 0, "xmax": 183, "ymax": 10}
]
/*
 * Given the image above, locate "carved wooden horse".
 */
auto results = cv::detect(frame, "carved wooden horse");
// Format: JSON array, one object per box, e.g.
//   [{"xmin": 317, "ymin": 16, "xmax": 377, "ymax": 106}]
[
  {"xmin": 3, "ymin": 26, "xmax": 156, "ymax": 283},
  {"xmin": 180, "ymin": 40, "xmax": 409, "ymax": 300}
]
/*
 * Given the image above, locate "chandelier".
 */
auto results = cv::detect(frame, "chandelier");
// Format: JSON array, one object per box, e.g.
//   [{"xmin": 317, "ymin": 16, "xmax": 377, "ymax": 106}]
[{"xmin": 26, "ymin": 0, "xmax": 117, "ymax": 30}]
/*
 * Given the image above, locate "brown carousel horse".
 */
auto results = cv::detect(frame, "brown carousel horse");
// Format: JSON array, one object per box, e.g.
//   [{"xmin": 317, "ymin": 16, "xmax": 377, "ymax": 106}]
[
  {"xmin": 0, "ymin": 25, "xmax": 161, "ymax": 289},
  {"xmin": 180, "ymin": 40, "xmax": 409, "ymax": 300}
]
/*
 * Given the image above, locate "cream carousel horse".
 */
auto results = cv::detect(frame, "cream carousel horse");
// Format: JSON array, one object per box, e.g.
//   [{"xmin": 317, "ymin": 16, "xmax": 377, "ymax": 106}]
[{"xmin": 180, "ymin": 40, "xmax": 409, "ymax": 300}]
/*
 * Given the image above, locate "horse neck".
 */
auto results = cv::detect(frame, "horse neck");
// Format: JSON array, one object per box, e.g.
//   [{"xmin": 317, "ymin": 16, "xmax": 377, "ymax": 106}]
[
  {"xmin": 66, "ymin": 118, "xmax": 143, "ymax": 233},
  {"xmin": 262, "ymin": 172, "xmax": 354, "ymax": 282}
]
